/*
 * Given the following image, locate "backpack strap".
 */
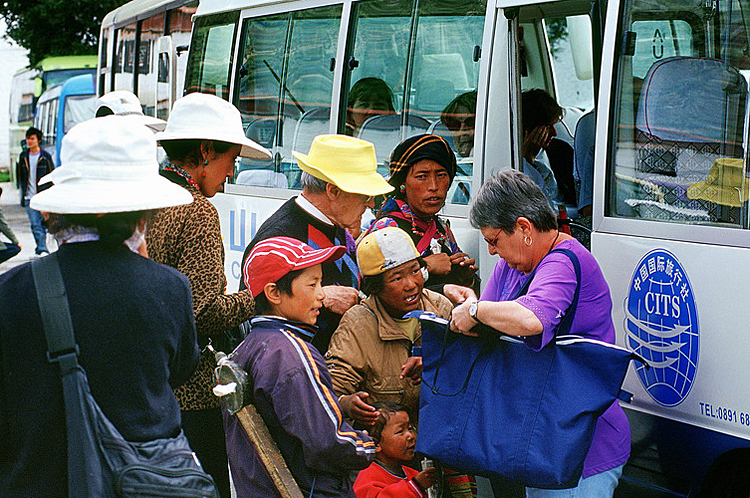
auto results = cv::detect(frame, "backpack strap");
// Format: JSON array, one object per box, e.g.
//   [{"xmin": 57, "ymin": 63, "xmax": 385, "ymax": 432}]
[{"xmin": 31, "ymin": 253, "xmax": 80, "ymax": 376}]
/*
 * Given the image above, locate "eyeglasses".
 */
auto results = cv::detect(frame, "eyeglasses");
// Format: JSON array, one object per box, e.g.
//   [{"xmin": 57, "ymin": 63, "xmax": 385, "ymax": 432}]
[{"xmin": 483, "ymin": 230, "xmax": 502, "ymax": 246}]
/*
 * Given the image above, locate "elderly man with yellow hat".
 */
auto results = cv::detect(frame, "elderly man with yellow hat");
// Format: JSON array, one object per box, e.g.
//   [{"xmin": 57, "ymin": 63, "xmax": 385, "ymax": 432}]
[{"xmin": 240, "ymin": 134, "xmax": 393, "ymax": 352}]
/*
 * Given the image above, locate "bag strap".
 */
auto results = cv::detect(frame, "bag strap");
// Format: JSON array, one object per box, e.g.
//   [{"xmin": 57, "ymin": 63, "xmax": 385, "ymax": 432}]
[
  {"xmin": 31, "ymin": 253, "xmax": 81, "ymax": 376},
  {"xmin": 512, "ymin": 246, "xmax": 582, "ymax": 336}
]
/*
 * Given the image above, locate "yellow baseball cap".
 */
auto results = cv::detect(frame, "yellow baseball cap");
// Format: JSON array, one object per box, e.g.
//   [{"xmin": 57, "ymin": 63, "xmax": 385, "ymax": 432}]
[
  {"xmin": 357, "ymin": 227, "xmax": 420, "ymax": 277},
  {"xmin": 292, "ymin": 134, "xmax": 394, "ymax": 196}
]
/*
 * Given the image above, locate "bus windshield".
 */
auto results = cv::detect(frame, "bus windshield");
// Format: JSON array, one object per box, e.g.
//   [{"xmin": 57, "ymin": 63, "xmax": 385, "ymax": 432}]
[{"xmin": 44, "ymin": 68, "xmax": 96, "ymax": 89}]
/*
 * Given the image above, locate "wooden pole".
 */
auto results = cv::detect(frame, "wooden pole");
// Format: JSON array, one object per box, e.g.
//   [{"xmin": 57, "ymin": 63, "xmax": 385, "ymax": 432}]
[{"xmin": 234, "ymin": 405, "xmax": 305, "ymax": 498}]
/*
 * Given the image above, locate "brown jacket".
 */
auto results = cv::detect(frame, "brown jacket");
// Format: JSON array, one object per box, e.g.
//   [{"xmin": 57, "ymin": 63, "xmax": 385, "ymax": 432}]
[
  {"xmin": 325, "ymin": 289, "xmax": 452, "ymax": 415},
  {"xmin": 147, "ymin": 182, "xmax": 254, "ymax": 410}
]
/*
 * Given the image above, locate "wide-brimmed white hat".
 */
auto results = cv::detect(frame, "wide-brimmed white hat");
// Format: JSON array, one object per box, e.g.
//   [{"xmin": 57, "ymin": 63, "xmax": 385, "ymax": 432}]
[
  {"xmin": 95, "ymin": 90, "xmax": 167, "ymax": 132},
  {"xmin": 30, "ymin": 116, "xmax": 193, "ymax": 214},
  {"xmin": 155, "ymin": 93, "xmax": 271, "ymax": 160}
]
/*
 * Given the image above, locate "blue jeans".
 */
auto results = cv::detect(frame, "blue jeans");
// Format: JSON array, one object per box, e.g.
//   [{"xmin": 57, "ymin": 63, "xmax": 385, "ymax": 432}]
[
  {"xmin": 0, "ymin": 243, "xmax": 21, "ymax": 263},
  {"xmin": 525, "ymin": 465, "xmax": 624, "ymax": 498},
  {"xmin": 26, "ymin": 206, "xmax": 48, "ymax": 253}
]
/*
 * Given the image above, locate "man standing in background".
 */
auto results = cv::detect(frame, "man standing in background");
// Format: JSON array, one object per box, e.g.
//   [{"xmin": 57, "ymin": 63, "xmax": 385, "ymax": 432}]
[{"xmin": 16, "ymin": 127, "xmax": 54, "ymax": 255}]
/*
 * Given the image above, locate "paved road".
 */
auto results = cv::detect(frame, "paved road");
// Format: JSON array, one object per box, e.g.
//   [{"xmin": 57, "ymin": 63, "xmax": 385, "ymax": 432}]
[{"xmin": 0, "ymin": 181, "xmax": 55, "ymax": 275}]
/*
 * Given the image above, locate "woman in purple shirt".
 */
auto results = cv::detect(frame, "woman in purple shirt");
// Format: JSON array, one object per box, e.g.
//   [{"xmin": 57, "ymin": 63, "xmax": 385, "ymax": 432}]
[{"xmin": 447, "ymin": 170, "xmax": 629, "ymax": 498}]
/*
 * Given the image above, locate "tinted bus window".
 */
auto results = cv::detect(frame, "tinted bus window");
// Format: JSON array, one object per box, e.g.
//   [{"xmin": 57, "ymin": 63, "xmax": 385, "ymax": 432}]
[
  {"xmin": 115, "ymin": 23, "xmax": 137, "ymax": 92},
  {"xmin": 608, "ymin": 0, "xmax": 750, "ymax": 228},
  {"xmin": 232, "ymin": 4, "xmax": 342, "ymax": 189},
  {"xmin": 545, "ymin": 15, "xmax": 594, "ymax": 113},
  {"xmin": 139, "ymin": 12, "xmax": 166, "ymax": 116},
  {"xmin": 184, "ymin": 11, "xmax": 239, "ymax": 100},
  {"xmin": 64, "ymin": 95, "xmax": 97, "ymax": 133},
  {"xmin": 342, "ymin": 0, "xmax": 485, "ymax": 204}
]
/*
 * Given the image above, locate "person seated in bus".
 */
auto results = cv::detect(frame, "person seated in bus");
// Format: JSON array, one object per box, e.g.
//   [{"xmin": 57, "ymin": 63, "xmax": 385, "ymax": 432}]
[
  {"xmin": 441, "ymin": 90, "xmax": 477, "ymax": 158},
  {"xmin": 346, "ymin": 78, "xmax": 397, "ymax": 136},
  {"xmin": 16, "ymin": 126, "xmax": 54, "ymax": 255},
  {"xmin": 95, "ymin": 90, "xmax": 167, "ymax": 132},
  {"xmin": 521, "ymin": 89, "xmax": 563, "ymax": 208},
  {"xmin": 353, "ymin": 402, "xmax": 438, "ymax": 498},
  {"xmin": 369, "ymin": 135, "xmax": 479, "ymax": 296},
  {"xmin": 239, "ymin": 134, "xmax": 394, "ymax": 353},
  {"xmin": 226, "ymin": 236, "xmax": 374, "ymax": 498},
  {"xmin": 448, "ymin": 170, "xmax": 630, "ymax": 498}
]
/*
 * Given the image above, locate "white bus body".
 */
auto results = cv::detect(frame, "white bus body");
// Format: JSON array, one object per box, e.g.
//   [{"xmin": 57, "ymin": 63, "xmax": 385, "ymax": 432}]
[
  {"xmin": 182, "ymin": 0, "xmax": 750, "ymax": 494},
  {"xmin": 98, "ymin": 0, "xmax": 198, "ymax": 119}
]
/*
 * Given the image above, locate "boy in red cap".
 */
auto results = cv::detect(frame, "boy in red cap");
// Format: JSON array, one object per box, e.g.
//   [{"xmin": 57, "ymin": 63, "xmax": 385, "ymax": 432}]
[{"xmin": 224, "ymin": 237, "xmax": 374, "ymax": 498}]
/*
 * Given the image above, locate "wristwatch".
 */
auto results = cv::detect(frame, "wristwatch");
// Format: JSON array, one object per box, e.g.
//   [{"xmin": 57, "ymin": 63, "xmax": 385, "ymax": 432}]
[{"xmin": 468, "ymin": 299, "xmax": 481, "ymax": 324}]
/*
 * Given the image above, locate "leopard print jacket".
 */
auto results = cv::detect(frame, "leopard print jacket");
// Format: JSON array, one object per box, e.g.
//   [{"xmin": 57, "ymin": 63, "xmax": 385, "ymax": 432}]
[{"xmin": 147, "ymin": 183, "xmax": 254, "ymax": 411}]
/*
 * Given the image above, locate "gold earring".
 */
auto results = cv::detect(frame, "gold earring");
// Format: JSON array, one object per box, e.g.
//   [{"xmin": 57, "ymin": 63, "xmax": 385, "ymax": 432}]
[{"xmin": 524, "ymin": 236, "xmax": 532, "ymax": 246}]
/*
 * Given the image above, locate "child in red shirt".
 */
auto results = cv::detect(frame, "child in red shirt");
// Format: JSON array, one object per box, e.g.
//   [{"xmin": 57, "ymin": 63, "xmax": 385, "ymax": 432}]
[{"xmin": 354, "ymin": 402, "xmax": 438, "ymax": 498}]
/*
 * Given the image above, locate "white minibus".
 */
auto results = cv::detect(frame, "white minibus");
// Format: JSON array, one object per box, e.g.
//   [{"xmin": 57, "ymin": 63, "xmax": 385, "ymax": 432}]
[{"xmin": 176, "ymin": 0, "xmax": 750, "ymax": 495}]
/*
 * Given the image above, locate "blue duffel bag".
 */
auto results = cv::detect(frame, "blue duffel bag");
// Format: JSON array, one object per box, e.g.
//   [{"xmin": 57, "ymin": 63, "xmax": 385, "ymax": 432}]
[{"xmin": 411, "ymin": 249, "xmax": 645, "ymax": 489}]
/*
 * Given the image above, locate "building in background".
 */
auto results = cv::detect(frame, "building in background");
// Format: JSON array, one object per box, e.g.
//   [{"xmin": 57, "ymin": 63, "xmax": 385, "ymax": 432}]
[{"xmin": 0, "ymin": 18, "xmax": 30, "ymax": 172}]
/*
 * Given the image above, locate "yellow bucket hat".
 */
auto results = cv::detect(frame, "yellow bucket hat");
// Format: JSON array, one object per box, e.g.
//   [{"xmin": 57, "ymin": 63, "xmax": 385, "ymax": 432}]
[
  {"xmin": 687, "ymin": 158, "xmax": 750, "ymax": 207},
  {"xmin": 292, "ymin": 134, "xmax": 394, "ymax": 196},
  {"xmin": 357, "ymin": 226, "xmax": 420, "ymax": 277}
]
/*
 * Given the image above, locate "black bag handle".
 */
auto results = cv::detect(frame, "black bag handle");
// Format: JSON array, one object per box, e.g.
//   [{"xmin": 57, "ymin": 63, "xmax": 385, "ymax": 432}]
[
  {"xmin": 31, "ymin": 253, "xmax": 81, "ymax": 376},
  {"xmin": 426, "ymin": 247, "xmax": 582, "ymax": 396}
]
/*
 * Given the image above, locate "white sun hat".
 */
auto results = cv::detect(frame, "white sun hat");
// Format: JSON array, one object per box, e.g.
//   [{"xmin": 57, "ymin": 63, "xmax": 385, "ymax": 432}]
[
  {"xmin": 95, "ymin": 90, "xmax": 167, "ymax": 132},
  {"xmin": 30, "ymin": 115, "xmax": 193, "ymax": 214},
  {"xmin": 155, "ymin": 92, "xmax": 272, "ymax": 160}
]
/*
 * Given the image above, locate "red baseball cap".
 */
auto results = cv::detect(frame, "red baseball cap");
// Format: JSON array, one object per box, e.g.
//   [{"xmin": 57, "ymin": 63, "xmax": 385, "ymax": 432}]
[{"xmin": 243, "ymin": 237, "xmax": 347, "ymax": 297}]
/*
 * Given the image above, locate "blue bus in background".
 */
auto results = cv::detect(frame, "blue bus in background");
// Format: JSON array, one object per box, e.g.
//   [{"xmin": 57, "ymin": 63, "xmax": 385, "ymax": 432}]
[{"xmin": 33, "ymin": 73, "xmax": 97, "ymax": 166}]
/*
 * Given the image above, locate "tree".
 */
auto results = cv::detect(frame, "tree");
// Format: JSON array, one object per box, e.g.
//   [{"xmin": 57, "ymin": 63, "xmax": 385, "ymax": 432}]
[{"xmin": 0, "ymin": 0, "xmax": 129, "ymax": 66}]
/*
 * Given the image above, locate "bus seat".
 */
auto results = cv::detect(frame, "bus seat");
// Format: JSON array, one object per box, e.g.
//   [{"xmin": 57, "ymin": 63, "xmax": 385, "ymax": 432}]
[
  {"xmin": 235, "ymin": 169, "xmax": 289, "ymax": 189},
  {"xmin": 245, "ymin": 117, "xmax": 276, "ymax": 149},
  {"xmin": 635, "ymin": 56, "xmax": 746, "ymax": 176},
  {"xmin": 293, "ymin": 107, "xmax": 330, "ymax": 155},
  {"xmin": 574, "ymin": 111, "xmax": 595, "ymax": 211},
  {"xmin": 414, "ymin": 78, "xmax": 455, "ymax": 113},
  {"xmin": 358, "ymin": 114, "xmax": 431, "ymax": 175},
  {"xmin": 634, "ymin": 56, "xmax": 747, "ymax": 223},
  {"xmin": 427, "ymin": 120, "xmax": 456, "ymax": 151}
]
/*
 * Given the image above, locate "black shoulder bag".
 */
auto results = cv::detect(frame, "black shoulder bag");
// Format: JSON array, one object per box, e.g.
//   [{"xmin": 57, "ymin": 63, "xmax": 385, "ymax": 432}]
[{"xmin": 32, "ymin": 254, "xmax": 218, "ymax": 498}]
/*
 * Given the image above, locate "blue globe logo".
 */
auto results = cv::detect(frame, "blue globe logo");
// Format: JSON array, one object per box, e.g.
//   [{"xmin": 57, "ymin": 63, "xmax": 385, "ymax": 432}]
[{"xmin": 624, "ymin": 249, "xmax": 699, "ymax": 407}]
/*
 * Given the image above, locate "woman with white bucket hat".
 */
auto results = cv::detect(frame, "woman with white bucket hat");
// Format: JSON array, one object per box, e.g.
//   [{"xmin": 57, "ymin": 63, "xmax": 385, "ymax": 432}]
[
  {"xmin": 0, "ymin": 116, "xmax": 200, "ymax": 497},
  {"xmin": 146, "ymin": 92, "xmax": 271, "ymax": 497}
]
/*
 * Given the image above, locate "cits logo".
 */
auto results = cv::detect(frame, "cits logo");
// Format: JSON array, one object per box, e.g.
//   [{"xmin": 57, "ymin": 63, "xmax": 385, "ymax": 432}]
[{"xmin": 624, "ymin": 249, "xmax": 699, "ymax": 407}]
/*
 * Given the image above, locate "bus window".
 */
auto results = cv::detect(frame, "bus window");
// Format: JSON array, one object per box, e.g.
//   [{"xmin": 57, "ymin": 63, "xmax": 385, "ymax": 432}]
[
  {"xmin": 609, "ymin": 0, "xmax": 750, "ymax": 228},
  {"xmin": 232, "ymin": 4, "xmax": 342, "ymax": 190},
  {"xmin": 184, "ymin": 11, "xmax": 238, "ymax": 100},
  {"xmin": 408, "ymin": 0, "xmax": 485, "ymax": 205},
  {"xmin": 138, "ymin": 12, "xmax": 166, "ymax": 116},
  {"xmin": 343, "ymin": 0, "xmax": 411, "ymax": 147},
  {"xmin": 545, "ymin": 15, "xmax": 594, "ymax": 115},
  {"xmin": 64, "ymin": 95, "xmax": 97, "ymax": 133},
  {"xmin": 115, "ymin": 23, "xmax": 137, "ymax": 92},
  {"xmin": 342, "ymin": 0, "xmax": 486, "ymax": 205},
  {"xmin": 161, "ymin": 2, "xmax": 197, "ymax": 120}
]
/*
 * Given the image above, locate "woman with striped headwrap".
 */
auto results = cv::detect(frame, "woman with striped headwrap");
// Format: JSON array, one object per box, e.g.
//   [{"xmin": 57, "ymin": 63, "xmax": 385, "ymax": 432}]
[{"xmin": 368, "ymin": 134, "xmax": 479, "ymax": 295}]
